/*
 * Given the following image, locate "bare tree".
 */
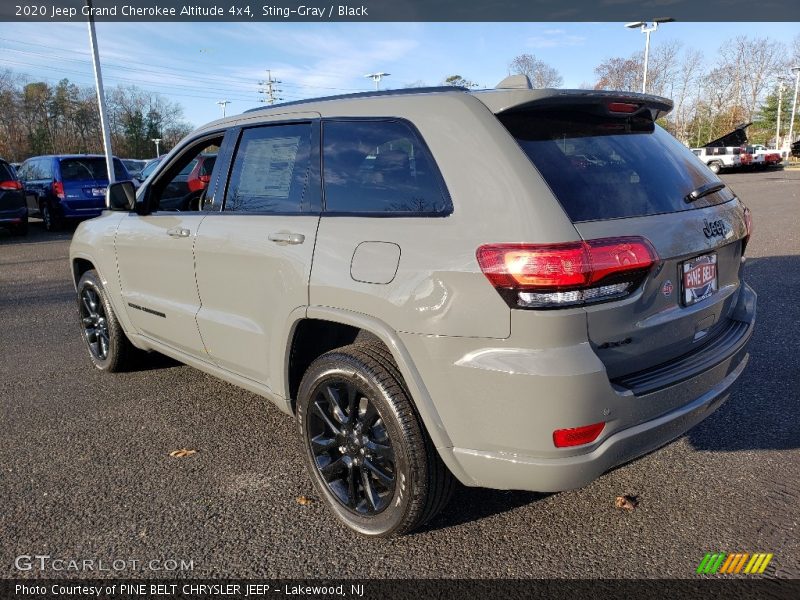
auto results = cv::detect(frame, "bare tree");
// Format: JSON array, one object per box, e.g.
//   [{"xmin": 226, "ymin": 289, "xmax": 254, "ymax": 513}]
[
  {"xmin": 671, "ymin": 48, "xmax": 704, "ymax": 143},
  {"xmin": 645, "ymin": 40, "xmax": 682, "ymax": 98},
  {"xmin": 509, "ymin": 53, "xmax": 563, "ymax": 88},
  {"xmin": 594, "ymin": 56, "xmax": 641, "ymax": 92},
  {"xmin": 736, "ymin": 37, "xmax": 786, "ymax": 121}
]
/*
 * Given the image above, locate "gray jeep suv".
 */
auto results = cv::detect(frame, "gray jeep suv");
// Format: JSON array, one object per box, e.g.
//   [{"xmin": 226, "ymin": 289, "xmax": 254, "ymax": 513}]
[{"xmin": 69, "ymin": 78, "xmax": 756, "ymax": 537}]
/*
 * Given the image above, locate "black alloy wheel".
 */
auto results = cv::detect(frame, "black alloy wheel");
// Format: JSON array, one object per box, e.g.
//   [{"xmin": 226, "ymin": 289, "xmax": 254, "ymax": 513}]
[
  {"xmin": 297, "ymin": 343, "xmax": 454, "ymax": 537},
  {"xmin": 307, "ymin": 379, "xmax": 396, "ymax": 515},
  {"xmin": 79, "ymin": 286, "xmax": 110, "ymax": 361},
  {"xmin": 76, "ymin": 269, "xmax": 135, "ymax": 372}
]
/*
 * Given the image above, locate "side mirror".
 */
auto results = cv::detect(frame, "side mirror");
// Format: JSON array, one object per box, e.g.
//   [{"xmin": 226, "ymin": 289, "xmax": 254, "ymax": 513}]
[{"xmin": 107, "ymin": 180, "xmax": 136, "ymax": 211}]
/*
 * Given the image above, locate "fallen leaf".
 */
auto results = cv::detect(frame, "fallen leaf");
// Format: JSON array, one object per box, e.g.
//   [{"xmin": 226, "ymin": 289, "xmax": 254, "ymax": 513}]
[
  {"xmin": 169, "ymin": 448, "xmax": 197, "ymax": 458},
  {"xmin": 296, "ymin": 495, "xmax": 315, "ymax": 506},
  {"xmin": 614, "ymin": 494, "xmax": 638, "ymax": 511}
]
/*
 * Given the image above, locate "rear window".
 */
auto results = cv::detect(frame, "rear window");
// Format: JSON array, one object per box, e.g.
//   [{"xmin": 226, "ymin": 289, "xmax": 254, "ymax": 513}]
[
  {"xmin": 500, "ymin": 111, "xmax": 735, "ymax": 222},
  {"xmin": 0, "ymin": 162, "xmax": 15, "ymax": 181},
  {"xmin": 59, "ymin": 158, "xmax": 128, "ymax": 182}
]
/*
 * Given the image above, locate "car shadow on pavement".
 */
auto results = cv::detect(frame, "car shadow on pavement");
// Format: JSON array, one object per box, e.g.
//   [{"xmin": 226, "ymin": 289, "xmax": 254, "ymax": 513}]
[
  {"xmin": 127, "ymin": 350, "xmax": 183, "ymax": 372},
  {"xmin": 686, "ymin": 255, "xmax": 799, "ymax": 452},
  {"xmin": 420, "ymin": 485, "xmax": 551, "ymax": 533}
]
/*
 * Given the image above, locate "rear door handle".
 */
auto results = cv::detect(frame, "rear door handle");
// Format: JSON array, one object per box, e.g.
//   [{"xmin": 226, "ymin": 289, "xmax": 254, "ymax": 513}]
[
  {"xmin": 167, "ymin": 227, "xmax": 191, "ymax": 238},
  {"xmin": 268, "ymin": 232, "xmax": 305, "ymax": 245}
]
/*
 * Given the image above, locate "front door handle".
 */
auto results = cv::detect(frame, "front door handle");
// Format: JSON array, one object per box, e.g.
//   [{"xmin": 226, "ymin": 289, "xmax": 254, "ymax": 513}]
[
  {"xmin": 268, "ymin": 231, "xmax": 305, "ymax": 245},
  {"xmin": 167, "ymin": 227, "xmax": 191, "ymax": 238}
]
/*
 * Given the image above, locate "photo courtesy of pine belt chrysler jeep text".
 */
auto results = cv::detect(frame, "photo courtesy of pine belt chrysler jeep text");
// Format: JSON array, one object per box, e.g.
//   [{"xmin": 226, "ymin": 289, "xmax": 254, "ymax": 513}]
[{"xmin": 69, "ymin": 76, "xmax": 756, "ymax": 537}]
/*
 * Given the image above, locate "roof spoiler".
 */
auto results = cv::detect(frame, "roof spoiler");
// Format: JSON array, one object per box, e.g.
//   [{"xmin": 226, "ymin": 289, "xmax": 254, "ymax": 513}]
[{"xmin": 474, "ymin": 88, "xmax": 673, "ymax": 121}]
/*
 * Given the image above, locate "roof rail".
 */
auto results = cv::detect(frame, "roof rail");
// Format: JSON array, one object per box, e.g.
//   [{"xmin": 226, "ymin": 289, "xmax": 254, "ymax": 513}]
[{"xmin": 243, "ymin": 86, "xmax": 467, "ymax": 113}]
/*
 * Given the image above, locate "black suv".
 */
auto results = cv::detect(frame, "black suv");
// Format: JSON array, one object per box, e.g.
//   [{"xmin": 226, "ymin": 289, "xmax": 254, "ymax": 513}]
[{"xmin": 0, "ymin": 158, "xmax": 27, "ymax": 236}]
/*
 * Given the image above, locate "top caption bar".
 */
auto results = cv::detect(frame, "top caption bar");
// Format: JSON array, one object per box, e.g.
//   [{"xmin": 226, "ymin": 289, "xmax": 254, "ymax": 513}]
[{"xmin": 2, "ymin": 0, "xmax": 800, "ymax": 22}]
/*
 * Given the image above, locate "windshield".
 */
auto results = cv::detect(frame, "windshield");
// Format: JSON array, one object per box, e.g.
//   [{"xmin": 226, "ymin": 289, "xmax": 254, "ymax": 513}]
[
  {"xmin": 500, "ymin": 110, "xmax": 735, "ymax": 222},
  {"xmin": 59, "ymin": 158, "xmax": 128, "ymax": 182}
]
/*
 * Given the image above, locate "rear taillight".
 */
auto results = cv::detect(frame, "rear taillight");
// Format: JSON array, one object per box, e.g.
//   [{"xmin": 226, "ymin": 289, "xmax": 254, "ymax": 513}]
[
  {"xmin": 742, "ymin": 206, "xmax": 752, "ymax": 255},
  {"xmin": 52, "ymin": 181, "xmax": 65, "ymax": 199},
  {"xmin": 0, "ymin": 180, "xmax": 22, "ymax": 190},
  {"xmin": 477, "ymin": 237, "xmax": 658, "ymax": 309},
  {"xmin": 553, "ymin": 422, "xmax": 605, "ymax": 448}
]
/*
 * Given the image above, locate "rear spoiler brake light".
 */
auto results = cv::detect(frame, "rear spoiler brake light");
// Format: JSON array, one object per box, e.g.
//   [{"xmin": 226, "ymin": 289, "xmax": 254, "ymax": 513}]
[{"xmin": 496, "ymin": 89, "xmax": 673, "ymax": 121}]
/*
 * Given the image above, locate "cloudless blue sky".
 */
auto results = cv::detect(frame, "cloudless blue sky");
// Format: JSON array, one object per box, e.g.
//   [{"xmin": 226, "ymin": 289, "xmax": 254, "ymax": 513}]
[{"xmin": 1, "ymin": 21, "xmax": 798, "ymax": 128}]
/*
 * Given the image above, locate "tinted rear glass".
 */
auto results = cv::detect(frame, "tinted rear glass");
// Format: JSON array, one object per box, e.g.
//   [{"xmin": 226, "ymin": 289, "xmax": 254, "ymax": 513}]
[
  {"xmin": 0, "ymin": 162, "xmax": 15, "ymax": 180},
  {"xmin": 59, "ymin": 158, "xmax": 127, "ymax": 181},
  {"xmin": 323, "ymin": 120, "xmax": 450, "ymax": 214},
  {"xmin": 500, "ymin": 111, "xmax": 735, "ymax": 222}
]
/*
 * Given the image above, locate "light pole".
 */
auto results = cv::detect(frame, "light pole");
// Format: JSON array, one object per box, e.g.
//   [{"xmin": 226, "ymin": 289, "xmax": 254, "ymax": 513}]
[
  {"xmin": 775, "ymin": 76, "xmax": 790, "ymax": 150},
  {"xmin": 151, "ymin": 138, "xmax": 161, "ymax": 157},
  {"xmin": 365, "ymin": 72, "xmax": 390, "ymax": 90},
  {"xmin": 217, "ymin": 99, "xmax": 231, "ymax": 117},
  {"xmin": 85, "ymin": 0, "xmax": 115, "ymax": 184},
  {"xmin": 787, "ymin": 66, "xmax": 800, "ymax": 156},
  {"xmin": 625, "ymin": 18, "xmax": 674, "ymax": 94}
]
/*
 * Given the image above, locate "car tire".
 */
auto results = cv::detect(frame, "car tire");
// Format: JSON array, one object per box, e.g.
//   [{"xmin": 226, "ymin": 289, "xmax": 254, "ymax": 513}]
[
  {"xmin": 42, "ymin": 201, "xmax": 62, "ymax": 232},
  {"xmin": 297, "ymin": 342, "xmax": 454, "ymax": 537},
  {"xmin": 11, "ymin": 216, "xmax": 28, "ymax": 236},
  {"xmin": 708, "ymin": 161, "xmax": 722, "ymax": 175},
  {"xmin": 76, "ymin": 269, "xmax": 135, "ymax": 372}
]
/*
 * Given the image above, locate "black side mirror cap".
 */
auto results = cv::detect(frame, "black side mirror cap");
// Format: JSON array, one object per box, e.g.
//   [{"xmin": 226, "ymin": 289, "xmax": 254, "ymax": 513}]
[{"xmin": 107, "ymin": 180, "xmax": 136, "ymax": 211}]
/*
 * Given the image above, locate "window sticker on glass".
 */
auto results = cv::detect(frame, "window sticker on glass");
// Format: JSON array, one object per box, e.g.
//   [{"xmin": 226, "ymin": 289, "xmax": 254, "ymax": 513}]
[{"xmin": 236, "ymin": 136, "xmax": 300, "ymax": 201}]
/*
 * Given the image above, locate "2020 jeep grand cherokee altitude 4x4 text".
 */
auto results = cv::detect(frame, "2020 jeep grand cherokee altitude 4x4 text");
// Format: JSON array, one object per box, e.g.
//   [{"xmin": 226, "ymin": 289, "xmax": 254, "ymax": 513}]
[{"xmin": 69, "ymin": 80, "xmax": 756, "ymax": 537}]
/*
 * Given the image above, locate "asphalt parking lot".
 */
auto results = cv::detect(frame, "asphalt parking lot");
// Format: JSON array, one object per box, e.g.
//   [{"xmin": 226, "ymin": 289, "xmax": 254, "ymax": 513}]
[{"xmin": 1, "ymin": 169, "xmax": 798, "ymax": 580}]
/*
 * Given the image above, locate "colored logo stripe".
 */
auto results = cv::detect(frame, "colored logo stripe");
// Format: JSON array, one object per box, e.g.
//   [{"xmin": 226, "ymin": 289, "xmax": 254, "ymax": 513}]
[{"xmin": 697, "ymin": 552, "xmax": 773, "ymax": 574}]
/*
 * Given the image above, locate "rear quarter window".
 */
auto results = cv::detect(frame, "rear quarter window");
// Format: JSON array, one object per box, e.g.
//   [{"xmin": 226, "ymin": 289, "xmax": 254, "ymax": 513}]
[
  {"xmin": 322, "ymin": 119, "xmax": 450, "ymax": 215},
  {"xmin": 500, "ymin": 110, "xmax": 735, "ymax": 222}
]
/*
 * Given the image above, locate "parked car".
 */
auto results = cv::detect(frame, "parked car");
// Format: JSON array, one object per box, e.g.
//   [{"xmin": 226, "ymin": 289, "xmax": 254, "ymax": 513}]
[
  {"xmin": 136, "ymin": 156, "xmax": 163, "ymax": 182},
  {"xmin": 744, "ymin": 145, "xmax": 782, "ymax": 168},
  {"xmin": 691, "ymin": 146, "xmax": 742, "ymax": 174},
  {"xmin": 16, "ymin": 154, "xmax": 130, "ymax": 231},
  {"xmin": 186, "ymin": 153, "xmax": 217, "ymax": 193},
  {"xmin": 0, "ymin": 157, "xmax": 27, "ymax": 235},
  {"xmin": 122, "ymin": 159, "xmax": 147, "ymax": 178},
  {"xmin": 70, "ymin": 81, "xmax": 756, "ymax": 537}
]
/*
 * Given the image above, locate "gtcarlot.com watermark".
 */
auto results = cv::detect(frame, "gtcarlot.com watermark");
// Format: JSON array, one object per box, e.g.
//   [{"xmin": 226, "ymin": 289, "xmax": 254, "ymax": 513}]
[{"xmin": 14, "ymin": 554, "xmax": 194, "ymax": 573}]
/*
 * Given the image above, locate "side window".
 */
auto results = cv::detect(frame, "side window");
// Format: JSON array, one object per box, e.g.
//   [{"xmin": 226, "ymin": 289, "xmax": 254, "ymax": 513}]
[
  {"xmin": 224, "ymin": 123, "xmax": 312, "ymax": 214},
  {"xmin": 322, "ymin": 119, "xmax": 449, "ymax": 214},
  {"xmin": 25, "ymin": 159, "xmax": 41, "ymax": 180},
  {"xmin": 148, "ymin": 138, "xmax": 222, "ymax": 212},
  {"xmin": 16, "ymin": 161, "xmax": 30, "ymax": 181},
  {"xmin": 40, "ymin": 159, "xmax": 54, "ymax": 179}
]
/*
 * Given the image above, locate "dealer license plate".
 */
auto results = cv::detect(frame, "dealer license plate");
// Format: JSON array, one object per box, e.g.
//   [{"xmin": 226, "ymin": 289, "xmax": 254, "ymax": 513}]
[{"xmin": 682, "ymin": 252, "xmax": 718, "ymax": 306}]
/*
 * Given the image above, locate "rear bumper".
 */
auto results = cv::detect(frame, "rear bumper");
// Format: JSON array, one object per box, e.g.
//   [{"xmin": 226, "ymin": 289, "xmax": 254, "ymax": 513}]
[
  {"xmin": 404, "ymin": 283, "xmax": 756, "ymax": 492},
  {"xmin": 0, "ymin": 206, "xmax": 27, "ymax": 223},
  {"xmin": 447, "ymin": 349, "xmax": 748, "ymax": 491},
  {"xmin": 59, "ymin": 203, "xmax": 104, "ymax": 219}
]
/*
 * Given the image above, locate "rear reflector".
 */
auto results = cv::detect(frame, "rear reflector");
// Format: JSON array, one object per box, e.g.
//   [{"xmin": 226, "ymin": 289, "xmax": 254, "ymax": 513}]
[
  {"xmin": 477, "ymin": 237, "xmax": 657, "ymax": 308},
  {"xmin": 0, "ymin": 180, "xmax": 22, "ymax": 191},
  {"xmin": 553, "ymin": 422, "xmax": 606, "ymax": 448}
]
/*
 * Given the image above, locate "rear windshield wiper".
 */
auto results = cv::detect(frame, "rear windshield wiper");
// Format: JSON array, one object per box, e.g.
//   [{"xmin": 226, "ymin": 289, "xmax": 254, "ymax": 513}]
[{"xmin": 685, "ymin": 181, "xmax": 726, "ymax": 203}]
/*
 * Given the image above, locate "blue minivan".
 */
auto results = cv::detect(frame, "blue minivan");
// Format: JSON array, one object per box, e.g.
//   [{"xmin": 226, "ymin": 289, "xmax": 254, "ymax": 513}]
[{"xmin": 17, "ymin": 155, "xmax": 130, "ymax": 231}]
